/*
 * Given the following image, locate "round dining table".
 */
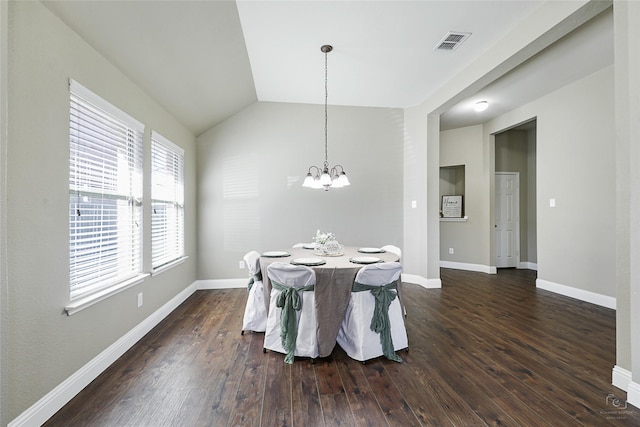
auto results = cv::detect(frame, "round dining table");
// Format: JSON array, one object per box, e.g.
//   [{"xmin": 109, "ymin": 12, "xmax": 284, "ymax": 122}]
[{"xmin": 259, "ymin": 246, "xmax": 401, "ymax": 358}]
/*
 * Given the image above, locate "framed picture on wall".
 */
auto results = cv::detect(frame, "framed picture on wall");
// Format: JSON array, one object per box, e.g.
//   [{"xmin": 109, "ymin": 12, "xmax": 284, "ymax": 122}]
[{"xmin": 442, "ymin": 195, "xmax": 463, "ymax": 218}]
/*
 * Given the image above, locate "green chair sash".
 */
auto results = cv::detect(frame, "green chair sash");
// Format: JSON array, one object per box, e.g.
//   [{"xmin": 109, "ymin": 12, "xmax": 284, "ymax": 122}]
[
  {"xmin": 247, "ymin": 270, "xmax": 263, "ymax": 290},
  {"xmin": 272, "ymin": 281, "xmax": 314, "ymax": 364},
  {"xmin": 352, "ymin": 279, "xmax": 402, "ymax": 362}
]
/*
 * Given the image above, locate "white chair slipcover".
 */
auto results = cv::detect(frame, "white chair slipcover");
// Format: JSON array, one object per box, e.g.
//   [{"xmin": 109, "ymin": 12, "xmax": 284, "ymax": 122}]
[
  {"xmin": 380, "ymin": 245, "xmax": 406, "ymax": 315},
  {"xmin": 381, "ymin": 245, "xmax": 402, "ymax": 259},
  {"xmin": 336, "ymin": 262, "xmax": 408, "ymax": 362},
  {"xmin": 241, "ymin": 250, "xmax": 267, "ymax": 334},
  {"xmin": 263, "ymin": 262, "xmax": 318, "ymax": 363}
]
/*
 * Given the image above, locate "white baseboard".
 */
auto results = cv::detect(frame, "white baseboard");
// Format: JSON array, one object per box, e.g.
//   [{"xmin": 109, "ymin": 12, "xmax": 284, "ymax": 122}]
[
  {"xmin": 518, "ymin": 262, "xmax": 538, "ymax": 270},
  {"xmin": 536, "ymin": 278, "xmax": 616, "ymax": 310},
  {"xmin": 195, "ymin": 278, "xmax": 247, "ymax": 289},
  {"xmin": 612, "ymin": 365, "xmax": 632, "ymax": 391},
  {"xmin": 628, "ymin": 380, "xmax": 640, "ymax": 409},
  {"xmin": 402, "ymin": 274, "xmax": 441, "ymax": 289},
  {"xmin": 8, "ymin": 282, "xmax": 199, "ymax": 427},
  {"xmin": 440, "ymin": 261, "xmax": 496, "ymax": 274}
]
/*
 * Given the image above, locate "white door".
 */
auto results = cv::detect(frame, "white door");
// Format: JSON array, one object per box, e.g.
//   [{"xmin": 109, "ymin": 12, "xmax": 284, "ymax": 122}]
[{"xmin": 495, "ymin": 172, "xmax": 519, "ymax": 268}]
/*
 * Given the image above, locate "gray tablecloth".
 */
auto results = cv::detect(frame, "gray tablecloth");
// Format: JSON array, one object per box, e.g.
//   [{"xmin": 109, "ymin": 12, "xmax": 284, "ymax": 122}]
[{"xmin": 260, "ymin": 246, "xmax": 401, "ymax": 357}]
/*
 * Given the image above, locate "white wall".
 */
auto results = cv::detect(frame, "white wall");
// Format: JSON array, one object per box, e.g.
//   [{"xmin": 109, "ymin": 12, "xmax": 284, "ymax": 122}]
[
  {"xmin": 197, "ymin": 101, "xmax": 404, "ymax": 280},
  {"xmin": 5, "ymin": 2, "xmax": 197, "ymax": 423}
]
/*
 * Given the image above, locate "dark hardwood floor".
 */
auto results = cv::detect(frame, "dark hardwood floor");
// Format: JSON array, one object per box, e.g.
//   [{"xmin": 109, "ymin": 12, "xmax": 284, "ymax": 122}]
[{"xmin": 44, "ymin": 268, "xmax": 640, "ymax": 426}]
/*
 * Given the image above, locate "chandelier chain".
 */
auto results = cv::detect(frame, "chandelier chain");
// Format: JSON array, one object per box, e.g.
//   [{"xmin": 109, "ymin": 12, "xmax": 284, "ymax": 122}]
[{"xmin": 324, "ymin": 48, "xmax": 328, "ymax": 168}]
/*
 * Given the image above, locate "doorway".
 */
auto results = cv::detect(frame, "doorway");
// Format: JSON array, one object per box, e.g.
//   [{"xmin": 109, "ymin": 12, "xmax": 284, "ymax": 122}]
[{"xmin": 494, "ymin": 120, "xmax": 537, "ymax": 271}]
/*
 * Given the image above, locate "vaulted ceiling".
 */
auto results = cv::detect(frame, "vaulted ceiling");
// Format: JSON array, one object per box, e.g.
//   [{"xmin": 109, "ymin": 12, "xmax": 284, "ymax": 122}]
[{"xmin": 42, "ymin": 0, "xmax": 612, "ymax": 136}]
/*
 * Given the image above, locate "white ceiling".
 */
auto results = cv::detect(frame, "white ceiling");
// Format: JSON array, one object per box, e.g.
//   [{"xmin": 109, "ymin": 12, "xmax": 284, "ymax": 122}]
[{"xmin": 42, "ymin": 0, "xmax": 612, "ymax": 136}]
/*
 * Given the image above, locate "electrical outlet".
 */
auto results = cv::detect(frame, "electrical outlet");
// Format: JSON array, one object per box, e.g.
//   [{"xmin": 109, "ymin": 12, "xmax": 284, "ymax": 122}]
[
  {"xmin": 449, "ymin": 248, "xmax": 454, "ymax": 255},
  {"xmin": 137, "ymin": 292, "xmax": 143, "ymax": 308},
  {"xmin": 239, "ymin": 260, "xmax": 245, "ymax": 269}
]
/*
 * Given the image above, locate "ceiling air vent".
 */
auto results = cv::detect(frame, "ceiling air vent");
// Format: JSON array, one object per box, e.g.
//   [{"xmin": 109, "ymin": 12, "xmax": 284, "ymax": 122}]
[{"xmin": 434, "ymin": 31, "xmax": 471, "ymax": 51}]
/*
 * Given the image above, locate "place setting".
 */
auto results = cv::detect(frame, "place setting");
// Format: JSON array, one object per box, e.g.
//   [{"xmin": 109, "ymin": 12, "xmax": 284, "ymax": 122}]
[
  {"xmin": 357, "ymin": 247, "xmax": 386, "ymax": 254},
  {"xmin": 261, "ymin": 250, "xmax": 290, "ymax": 258},
  {"xmin": 290, "ymin": 257, "xmax": 326, "ymax": 266},
  {"xmin": 349, "ymin": 256, "xmax": 382, "ymax": 265}
]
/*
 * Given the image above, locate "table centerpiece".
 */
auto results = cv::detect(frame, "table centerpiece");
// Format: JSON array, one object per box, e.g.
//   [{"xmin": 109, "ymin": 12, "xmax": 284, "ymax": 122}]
[{"xmin": 313, "ymin": 230, "xmax": 343, "ymax": 256}]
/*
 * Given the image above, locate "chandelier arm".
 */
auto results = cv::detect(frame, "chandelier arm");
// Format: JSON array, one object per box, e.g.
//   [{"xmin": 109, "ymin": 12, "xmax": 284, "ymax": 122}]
[{"xmin": 307, "ymin": 165, "xmax": 321, "ymax": 174}]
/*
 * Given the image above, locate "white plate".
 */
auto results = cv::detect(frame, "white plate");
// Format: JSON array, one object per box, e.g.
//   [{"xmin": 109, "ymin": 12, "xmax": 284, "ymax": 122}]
[
  {"xmin": 291, "ymin": 257, "xmax": 326, "ymax": 266},
  {"xmin": 302, "ymin": 243, "xmax": 318, "ymax": 249},
  {"xmin": 262, "ymin": 251, "xmax": 290, "ymax": 257},
  {"xmin": 358, "ymin": 247, "xmax": 385, "ymax": 253},
  {"xmin": 349, "ymin": 256, "xmax": 381, "ymax": 264}
]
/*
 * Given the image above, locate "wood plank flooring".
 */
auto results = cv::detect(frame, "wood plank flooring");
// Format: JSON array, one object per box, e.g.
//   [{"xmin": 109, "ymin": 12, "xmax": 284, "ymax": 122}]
[{"xmin": 44, "ymin": 268, "xmax": 640, "ymax": 426}]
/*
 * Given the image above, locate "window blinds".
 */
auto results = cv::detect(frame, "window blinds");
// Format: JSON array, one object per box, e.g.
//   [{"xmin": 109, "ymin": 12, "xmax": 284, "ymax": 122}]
[
  {"xmin": 69, "ymin": 80, "xmax": 144, "ymax": 300},
  {"xmin": 151, "ymin": 132, "xmax": 184, "ymax": 270}
]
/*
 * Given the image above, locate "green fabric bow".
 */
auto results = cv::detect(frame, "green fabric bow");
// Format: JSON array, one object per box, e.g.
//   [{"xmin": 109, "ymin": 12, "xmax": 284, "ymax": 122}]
[
  {"xmin": 352, "ymin": 279, "xmax": 402, "ymax": 362},
  {"xmin": 247, "ymin": 270, "xmax": 263, "ymax": 290},
  {"xmin": 271, "ymin": 281, "xmax": 314, "ymax": 364}
]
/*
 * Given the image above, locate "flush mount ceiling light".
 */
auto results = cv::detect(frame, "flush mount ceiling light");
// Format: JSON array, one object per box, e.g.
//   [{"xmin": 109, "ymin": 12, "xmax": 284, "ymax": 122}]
[
  {"xmin": 302, "ymin": 45, "xmax": 350, "ymax": 191},
  {"xmin": 474, "ymin": 101, "xmax": 489, "ymax": 112}
]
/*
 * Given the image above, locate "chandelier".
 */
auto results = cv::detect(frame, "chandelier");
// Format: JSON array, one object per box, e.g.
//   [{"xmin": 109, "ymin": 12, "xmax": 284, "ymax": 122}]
[{"xmin": 302, "ymin": 44, "xmax": 350, "ymax": 191}]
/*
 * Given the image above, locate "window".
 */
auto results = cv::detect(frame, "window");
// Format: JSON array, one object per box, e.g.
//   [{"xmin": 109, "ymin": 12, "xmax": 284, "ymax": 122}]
[
  {"xmin": 69, "ymin": 80, "xmax": 144, "ymax": 300},
  {"xmin": 151, "ymin": 132, "xmax": 184, "ymax": 270}
]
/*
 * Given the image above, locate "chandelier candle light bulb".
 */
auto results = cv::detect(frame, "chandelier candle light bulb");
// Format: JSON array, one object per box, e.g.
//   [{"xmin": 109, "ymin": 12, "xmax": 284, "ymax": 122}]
[{"xmin": 302, "ymin": 44, "xmax": 351, "ymax": 191}]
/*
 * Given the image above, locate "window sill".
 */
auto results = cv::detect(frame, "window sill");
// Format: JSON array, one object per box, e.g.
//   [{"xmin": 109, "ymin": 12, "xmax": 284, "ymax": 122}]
[
  {"xmin": 151, "ymin": 256, "xmax": 188, "ymax": 276},
  {"xmin": 440, "ymin": 216, "xmax": 469, "ymax": 222},
  {"xmin": 65, "ymin": 273, "xmax": 149, "ymax": 316}
]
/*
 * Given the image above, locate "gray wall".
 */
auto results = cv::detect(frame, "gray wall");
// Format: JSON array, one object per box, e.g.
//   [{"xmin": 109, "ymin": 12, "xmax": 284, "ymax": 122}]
[
  {"xmin": 439, "ymin": 125, "xmax": 489, "ymax": 266},
  {"xmin": 438, "ymin": 65, "xmax": 613, "ymax": 294},
  {"xmin": 487, "ymin": 65, "xmax": 615, "ymax": 297},
  {"xmin": 5, "ymin": 2, "xmax": 197, "ymax": 421},
  {"xmin": 197, "ymin": 101, "xmax": 404, "ymax": 280},
  {"xmin": 613, "ymin": 0, "xmax": 640, "ymax": 395}
]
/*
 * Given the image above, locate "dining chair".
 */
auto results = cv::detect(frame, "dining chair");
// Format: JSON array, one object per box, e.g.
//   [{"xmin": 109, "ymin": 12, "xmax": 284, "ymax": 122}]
[
  {"xmin": 263, "ymin": 262, "xmax": 318, "ymax": 363},
  {"xmin": 336, "ymin": 261, "xmax": 408, "ymax": 363},
  {"xmin": 381, "ymin": 244, "xmax": 402, "ymax": 259},
  {"xmin": 380, "ymin": 245, "xmax": 406, "ymax": 316},
  {"xmin": 241, "ymin": 250, "xmax": 267, "ymax": 335}
]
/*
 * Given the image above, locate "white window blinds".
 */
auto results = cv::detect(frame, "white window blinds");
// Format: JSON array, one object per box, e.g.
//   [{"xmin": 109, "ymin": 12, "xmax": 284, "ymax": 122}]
[
  {"xmin": 69, "ymin": 80, "xmax": 144, "ymax": 300},
  {"xmin": 151, "ymin": 132, "xmax": 185, "ymax": 270}
]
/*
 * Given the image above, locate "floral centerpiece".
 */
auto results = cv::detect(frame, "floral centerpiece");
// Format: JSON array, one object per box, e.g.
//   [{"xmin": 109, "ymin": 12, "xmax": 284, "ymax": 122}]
[
  {"xmin": 313, "ymin": 230, "xmax": 336, "ymax": 245},
  {"xmin": 313, "ymin": 230, "xmax": 343, "ymax": 256}
]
